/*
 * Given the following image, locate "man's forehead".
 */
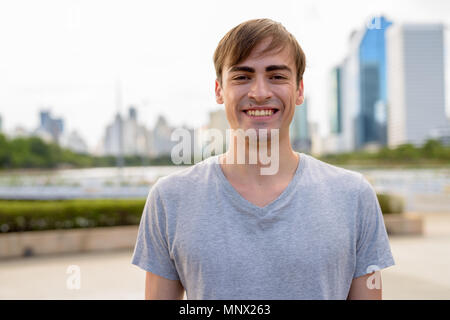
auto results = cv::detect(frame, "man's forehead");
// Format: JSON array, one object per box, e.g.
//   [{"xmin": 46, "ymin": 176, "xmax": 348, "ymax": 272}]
[
  {"xmin": 225, "ymin": 40, "xmax": 295, "ymax": 72},
  {"xmin": 226, "ymin": 50, "xmax": 294, "ymax": 73}
]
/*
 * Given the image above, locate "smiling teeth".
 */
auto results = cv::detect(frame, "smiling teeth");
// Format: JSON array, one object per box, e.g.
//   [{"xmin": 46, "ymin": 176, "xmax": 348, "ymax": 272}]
[{"xmin": 246, "ymin": 109, "xmax": 274, "ymax": 116}]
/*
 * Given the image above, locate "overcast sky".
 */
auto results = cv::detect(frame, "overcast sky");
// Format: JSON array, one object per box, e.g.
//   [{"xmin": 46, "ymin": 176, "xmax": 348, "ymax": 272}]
[{"xmin": 0, "ymin": 0, "xmax": 449, "ymax": 150}]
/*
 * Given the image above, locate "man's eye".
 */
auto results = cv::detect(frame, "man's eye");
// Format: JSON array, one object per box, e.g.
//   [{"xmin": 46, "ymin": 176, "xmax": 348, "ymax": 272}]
[
  {"xmin": 232, "ymin": 75, "xmax": 250, "ymax": 80},
  {"xmin": 271, "ymin": 75, "xmax": 287, "ymax": 80}
]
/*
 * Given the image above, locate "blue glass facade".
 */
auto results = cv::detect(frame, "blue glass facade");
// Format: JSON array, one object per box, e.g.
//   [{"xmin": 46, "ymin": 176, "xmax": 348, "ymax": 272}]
[{"xmin": 357, "ymin": 16, "xmax": 392, "ymax": 148}]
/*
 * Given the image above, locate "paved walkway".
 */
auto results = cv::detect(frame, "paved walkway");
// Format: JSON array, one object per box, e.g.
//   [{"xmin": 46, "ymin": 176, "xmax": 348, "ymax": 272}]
[
  {"xmin": 382, "ymin": 213, "xmax": 450, "ymax": 299},
  {"xmin": 1, "ymin": 213, "xmax": 449, "ymax": 300}
]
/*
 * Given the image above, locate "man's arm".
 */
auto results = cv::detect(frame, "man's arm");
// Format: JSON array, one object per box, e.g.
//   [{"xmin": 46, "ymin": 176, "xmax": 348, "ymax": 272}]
[
  {"xmin": 145, "ymin": 271, "xmax": 185, "ymax": 300},
  {"xmin": 347, "ymin": 271, "xmax": 382, "ymax": 300}
]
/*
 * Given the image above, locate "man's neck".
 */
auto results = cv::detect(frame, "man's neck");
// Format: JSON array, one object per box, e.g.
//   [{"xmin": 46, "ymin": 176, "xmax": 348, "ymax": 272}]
[{"xmin": 218, "ymin": 138, "xmax": 299, "ymax": 187}]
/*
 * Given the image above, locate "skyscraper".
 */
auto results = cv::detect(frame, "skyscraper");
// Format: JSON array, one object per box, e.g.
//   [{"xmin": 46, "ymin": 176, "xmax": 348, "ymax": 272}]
[
  {"xmin": 103, "ymin": 106, "xmax": 150, "ymax": 156},
  {"xmin": 37, "ymin": 110, "xmax": 64, "ymax": 143},
  {"xmin": 329, "ymin": 66, "xmax": 342, "ymax": 135},
  {"xmin": 337, "ymin": 28, "xmax": 365, "ymax": 153},
  {"xmin": 290, "ymin": 98, "xmax": 310, "ymax": 152},
  {"xmin": 386, "ymin": 23, "xmax": 448, "ymax": 147},
  {"xmin": 357, "ymin": 16, "xmax": 392, "ymax": 149},
  {"xmin": 151, "ymin": 115, "xmax": 176, "ymax": 156},
  {"xmin": 104, "ymin": 113, "xmax": 123, "ymax": 156},
  {"xmin": 129, "ymin": 106, "xmax": 137, "ymax": 121}
]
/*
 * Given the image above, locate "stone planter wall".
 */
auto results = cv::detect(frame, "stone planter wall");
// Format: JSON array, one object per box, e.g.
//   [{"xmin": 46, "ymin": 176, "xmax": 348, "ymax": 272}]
[
  {"xmin": 0, "ymin": 225, "xmax": 139, "ymax": 259},
  {"xmin": 383, "ymin": 213, "xmax": 424, "ymax": 236}
]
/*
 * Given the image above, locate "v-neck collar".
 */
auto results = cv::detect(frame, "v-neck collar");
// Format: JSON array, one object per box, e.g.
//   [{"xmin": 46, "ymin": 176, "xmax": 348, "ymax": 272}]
[{"xmin": 209, "ymin": 152, "xmax": 307, "ymax": 216}]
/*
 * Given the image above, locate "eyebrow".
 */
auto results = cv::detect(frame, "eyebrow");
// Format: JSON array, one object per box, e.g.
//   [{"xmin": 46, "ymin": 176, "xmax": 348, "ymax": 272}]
[{"xmin": 228, "ymin": 65, "xmax": 292, "ymax": 74}]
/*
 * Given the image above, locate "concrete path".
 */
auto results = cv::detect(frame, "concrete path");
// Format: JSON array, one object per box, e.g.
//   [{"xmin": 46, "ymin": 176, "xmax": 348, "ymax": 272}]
[
  {"xmin": 1, "ymin": 213, "xmax": 449, "ymax": 300},
  {"xmin": 382, "ymin": 213, "xmax": 450, "ymax": 299}
]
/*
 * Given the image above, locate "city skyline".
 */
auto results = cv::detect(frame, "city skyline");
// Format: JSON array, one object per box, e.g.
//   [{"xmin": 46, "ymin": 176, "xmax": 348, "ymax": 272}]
[{"xmin": 1, "ymin": 0, "xmax": 450, "ymax": 151}]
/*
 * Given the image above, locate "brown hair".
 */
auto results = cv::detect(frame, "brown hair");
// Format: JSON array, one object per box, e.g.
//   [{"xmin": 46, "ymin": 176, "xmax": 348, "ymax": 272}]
[{"xmin": 213, "ymin": 18, "xmax": 306, "ymax": 88}]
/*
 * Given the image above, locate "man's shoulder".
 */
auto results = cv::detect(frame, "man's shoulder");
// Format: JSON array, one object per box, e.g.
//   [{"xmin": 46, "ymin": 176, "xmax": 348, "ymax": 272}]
[
  {"xmin": 302, "ymin": 153, "xmax": 363, "ymax": 189},
  {"xmin": 152, "ymin": 155, "xmax": 218, "ymax": 196}
]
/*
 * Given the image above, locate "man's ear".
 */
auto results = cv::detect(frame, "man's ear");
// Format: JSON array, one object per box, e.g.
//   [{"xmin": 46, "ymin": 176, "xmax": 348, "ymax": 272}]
[
  {"xmin": 295, "ymin": 79, "xmax": 304, "ymax": 106},
  {"xmin": 215, "ymin": 79, "xmax": 224, "ymax": 104}
]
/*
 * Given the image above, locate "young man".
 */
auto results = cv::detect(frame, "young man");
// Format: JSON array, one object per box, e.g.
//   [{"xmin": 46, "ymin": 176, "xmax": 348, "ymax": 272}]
[{"xmin": 131, "ymin": 18, "xmax": 395, "ymax": 300}]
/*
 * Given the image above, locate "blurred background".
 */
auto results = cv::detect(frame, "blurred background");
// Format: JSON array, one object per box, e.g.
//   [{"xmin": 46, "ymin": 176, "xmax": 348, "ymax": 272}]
[{"xmin": 0, "ymin": 0, "xmax": 449, "ymax": 299}]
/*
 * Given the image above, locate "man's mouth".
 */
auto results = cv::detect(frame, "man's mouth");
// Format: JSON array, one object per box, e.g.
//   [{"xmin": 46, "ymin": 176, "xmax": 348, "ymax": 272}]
[{"xmin": 242, "ymin": 108, "xmax": 279, "ymax": 118}]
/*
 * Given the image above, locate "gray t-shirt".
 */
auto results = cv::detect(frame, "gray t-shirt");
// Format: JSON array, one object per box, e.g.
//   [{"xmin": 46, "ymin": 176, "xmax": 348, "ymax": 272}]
[{"xmin": 131, "ymin": 152, "xmax": 395, "ymax": 299}]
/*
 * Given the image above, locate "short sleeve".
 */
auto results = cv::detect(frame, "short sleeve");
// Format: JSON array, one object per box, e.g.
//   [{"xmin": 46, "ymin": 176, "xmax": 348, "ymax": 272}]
[
  {"xmin": 131, "ymin": 184, "xmax": 180, "ymax": 280},
  {"xmin": 354, "ymin": 175, "xmax": 395, "ymax": 278}
]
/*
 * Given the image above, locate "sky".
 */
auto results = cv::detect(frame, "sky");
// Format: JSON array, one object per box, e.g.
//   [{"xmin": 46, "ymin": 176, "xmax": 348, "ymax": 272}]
[{"xmin": 0, "ymin": 0, "xmax": 449, "ymax": 151}]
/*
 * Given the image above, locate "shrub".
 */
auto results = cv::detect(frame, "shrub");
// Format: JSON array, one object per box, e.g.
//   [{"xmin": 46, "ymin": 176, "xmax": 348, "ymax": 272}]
[
  {"xmin": 0, "ymin": 199, "xmax": 146, "ymax": 233},
  {"xmin": 377, "ymin": 193, "xmax": 404, "ymax": 214}
]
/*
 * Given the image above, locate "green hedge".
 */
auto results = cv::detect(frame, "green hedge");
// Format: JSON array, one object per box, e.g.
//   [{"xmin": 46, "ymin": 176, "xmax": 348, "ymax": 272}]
[
  {"xmin": 0, "ymin": 199, "xmax": 146, "ymax": 233},
  {"xmin": 377, "ymin": 193, "xmax": 404, "ymax": 214}
]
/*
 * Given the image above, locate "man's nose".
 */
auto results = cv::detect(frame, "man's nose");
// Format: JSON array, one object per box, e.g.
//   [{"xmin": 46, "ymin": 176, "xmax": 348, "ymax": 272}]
[{"xmin": 248, "ymin": 76, "xmax": 272, "ymax": 102}]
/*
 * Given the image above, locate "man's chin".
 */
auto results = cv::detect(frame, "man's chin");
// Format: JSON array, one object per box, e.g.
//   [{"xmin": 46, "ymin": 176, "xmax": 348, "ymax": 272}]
[
  {"xmin": 234, "ymin": 124, "xmax": 279, "ymax": 132},
  {"xmin": 228, "ymin": 126, "xmax": 280, "ymax": 141}
]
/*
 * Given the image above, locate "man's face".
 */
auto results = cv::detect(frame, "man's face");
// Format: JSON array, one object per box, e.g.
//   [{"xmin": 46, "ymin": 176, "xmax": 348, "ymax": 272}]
[{"xmin": 215, "ymin": 38, "xmax": 304, "ymax": 138}]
